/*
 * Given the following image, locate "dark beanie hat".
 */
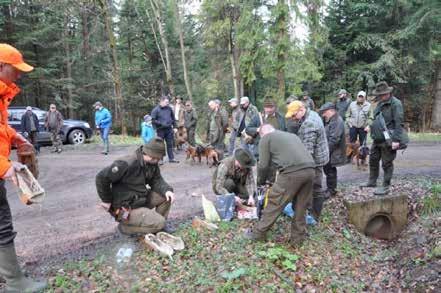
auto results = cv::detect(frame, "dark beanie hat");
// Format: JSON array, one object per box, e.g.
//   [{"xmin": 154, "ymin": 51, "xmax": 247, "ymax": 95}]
[{"xmin": 142, "ymin": 137, "xmax": 166, "ymax": 159}]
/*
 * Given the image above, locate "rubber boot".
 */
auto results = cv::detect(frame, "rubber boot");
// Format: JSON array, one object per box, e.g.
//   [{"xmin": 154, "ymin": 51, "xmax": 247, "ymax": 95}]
[
  {"xmin": 360, "ymin": 165, "xmax": 379, "ymax": 188},
  {"xmin": 374, "ymin": 185, "xmax": 390, "ymax": 196},
  {"xmin": 311, "ymin": 196, "xmax": 325, "ymax": 220},
  {"xmin": 0, "ymin": 244, "xmax": 47, "ymax": 293},
  {"xmin": 374, "ymin": 165, "xmax": 393, "ymax": 196}
]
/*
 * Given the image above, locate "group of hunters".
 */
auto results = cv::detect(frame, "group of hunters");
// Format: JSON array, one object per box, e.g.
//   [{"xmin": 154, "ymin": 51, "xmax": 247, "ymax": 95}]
[{"xmin": 0, "ymin": 43, "xmax": 407, "ymax": 292}]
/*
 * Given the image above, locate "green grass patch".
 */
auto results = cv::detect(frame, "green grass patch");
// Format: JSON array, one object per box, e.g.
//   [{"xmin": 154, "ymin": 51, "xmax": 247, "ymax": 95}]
[
  {"xmin": 89, "ymin": 134, "xmax": 142, "ymax": 145},
  {"xmin": 408, "ymin": 132, "xmax": 441, "ymax": 142},
  {"xmin": 421, "ymin": 184, "xmax": 441, "ymax": 215}
]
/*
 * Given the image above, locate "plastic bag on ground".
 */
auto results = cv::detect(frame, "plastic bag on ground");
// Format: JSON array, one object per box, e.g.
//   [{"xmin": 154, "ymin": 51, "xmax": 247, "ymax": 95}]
[
  {"xmin": 215, "ymin": 193, "xmax": 236, "ymax": 221},
  {"xmin": 202, "ymin": 194, "xmax": 221, "ymax": 222},
  {"xmin": 283, "ymin": 203, "xmax": 317, "ymax": 225}
]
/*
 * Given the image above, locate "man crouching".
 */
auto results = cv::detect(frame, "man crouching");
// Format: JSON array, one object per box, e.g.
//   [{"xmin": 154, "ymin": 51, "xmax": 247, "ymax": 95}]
[
  {"xmin": 96, "ymin": 137, "xmax": 175, "ymax": 235},
  {"xmin": 244, "ymin": 124, "xmax": 315, "ymax": 246},
  {"xmin": 212, "ymin": 148, "xmax": 256, "ymax": 205}
]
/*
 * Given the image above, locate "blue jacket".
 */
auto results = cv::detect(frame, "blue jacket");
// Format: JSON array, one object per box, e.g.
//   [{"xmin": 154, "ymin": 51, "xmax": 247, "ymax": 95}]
[
  {"xmin": 141, "ymin": 122, "xmax": 155, "ymax": 144},
  {"xmin": 95, "ymin": 107, "xmax": 112, "ymax": 129},
  {"xmin": 151, "ymin": 105, "xmax": 175, "ymax": 130}
]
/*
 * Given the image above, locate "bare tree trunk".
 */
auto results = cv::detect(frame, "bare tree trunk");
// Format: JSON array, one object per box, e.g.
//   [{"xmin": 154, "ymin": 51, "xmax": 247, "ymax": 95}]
[
  {"xmin": 175, "ymin": 0, "xmax": 193, "ymax": 101},
  {"xmin": 431, "ymin": 63, "xmax": 441, "ymax": 130},
  {"xmin": 276, "ymin": 0, "xmax": 287, "ymax": 99},
  {"xmin": 63, "ymin": 13, "xmax": 74, "ymax": 119},
  {"xmin": 150, "ymin": 0, "xmax": 175, "ymax": 96},
  {"xmin": 228, "ymin": 31, "xmax": 241, "ymax": 100},
  {"xmin": 100, "ymin": 0, "xmax": 127, "ymax": 135}
]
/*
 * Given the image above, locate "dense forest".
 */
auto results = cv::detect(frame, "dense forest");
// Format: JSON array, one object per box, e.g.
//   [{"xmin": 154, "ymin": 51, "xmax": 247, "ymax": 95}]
[{"xmin": 1, "ymin": 0, "xmax": 440, "ymax": 134}]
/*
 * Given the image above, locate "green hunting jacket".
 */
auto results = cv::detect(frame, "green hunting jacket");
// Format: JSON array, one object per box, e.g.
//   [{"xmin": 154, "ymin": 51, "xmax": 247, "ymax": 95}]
[
  {"xmin": 95, "ymin": 147, "xmax": 173, "ymax": 209},
  {"xmin": 370, "ymin": 96, "xmax": 405, "ymax": 143},
  {"xmin": 184, "ymin": 108, "xmax": 197, "ymax": 129}
]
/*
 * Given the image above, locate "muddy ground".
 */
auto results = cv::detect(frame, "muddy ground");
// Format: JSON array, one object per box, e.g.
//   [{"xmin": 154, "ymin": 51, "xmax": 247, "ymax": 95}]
[{"xmin": 4, "ymin": 142, "xmax": 441, "ymax": 277}]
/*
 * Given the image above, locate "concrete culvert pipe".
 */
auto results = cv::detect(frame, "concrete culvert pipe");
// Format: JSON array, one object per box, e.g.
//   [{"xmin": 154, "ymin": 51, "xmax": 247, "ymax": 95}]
[{"xmin": 364, "ymin": 214, "xmax": 393, "ymax": 240}]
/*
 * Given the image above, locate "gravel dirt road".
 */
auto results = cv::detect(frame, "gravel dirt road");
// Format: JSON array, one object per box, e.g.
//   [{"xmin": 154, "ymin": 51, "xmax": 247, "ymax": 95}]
[{"xmin": 4, "ymin": 142, "xmax": 441, "ymax": 274}]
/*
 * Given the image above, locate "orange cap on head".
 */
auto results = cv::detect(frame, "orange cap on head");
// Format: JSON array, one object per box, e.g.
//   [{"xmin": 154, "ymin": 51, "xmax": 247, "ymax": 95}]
[
  {"xmin": 0, "ymin": 43, "xmax": 34, "ymax": 72},
  {"xmin": 285, "ymin": 100, "xmax": 304, "ymax": 118}
]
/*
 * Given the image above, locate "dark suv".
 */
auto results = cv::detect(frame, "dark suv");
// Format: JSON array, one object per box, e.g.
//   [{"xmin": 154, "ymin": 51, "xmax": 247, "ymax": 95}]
[{"xmin": 8, "ymin": 106, "xmax": 94, "ymax": 145}]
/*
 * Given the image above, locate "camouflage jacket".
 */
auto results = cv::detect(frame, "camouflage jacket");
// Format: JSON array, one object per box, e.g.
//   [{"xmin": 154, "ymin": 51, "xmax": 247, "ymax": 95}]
[
  {"xmin": 207, "ymin": 109, "xmax": 227, "ymax": 148},
  {"xmin": 243, "ymin": 104, "xmax": 259, "ymax": 127},
  {"xmin": 95, "ymin": 147, "xmax": 173, "ymax": 209},
  {"xmin": 231, "ymin": 107, "xmax": 244, "ymax": 130},
  {"xmin": 297, "ymin": 109, "xmax": 329, "ymax": 167},
  {"xmin": 212, "ymin": 156, "xmax": 256, "ymax": 197}
]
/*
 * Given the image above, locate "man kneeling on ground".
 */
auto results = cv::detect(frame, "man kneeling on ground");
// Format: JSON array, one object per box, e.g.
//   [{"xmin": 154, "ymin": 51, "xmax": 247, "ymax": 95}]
[
  {"xmin": 244, "ymin": 124, "xmax": 315, "ymax": 246},
  {"xmin": 212, "ymin": 148, "xmax": 256, "ymax": 205},
  {"xmin": 96, "ymin": 138, "xmax": 175, "ymax": 235}
]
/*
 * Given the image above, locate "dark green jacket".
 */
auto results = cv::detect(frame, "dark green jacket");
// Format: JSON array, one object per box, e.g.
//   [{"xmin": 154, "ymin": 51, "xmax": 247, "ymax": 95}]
[
  {"xmin": 95, "ymin": 147, "xmax": 173, "ymax": 209},
  {"xmin": 324, "ymin": 113, "xmax": 346, "ymax": 166},
  {"xmin": 184, "ymin": 108, "xmax": 197, "ymax": 129},
  {"xmin": 257, "ymin": 130, "xmax": 315, "ymax": 185},
  {"xmin": 336, "ymin": 97, "xmax": 351, "ymax": 121},
  {"xmin": 245, "ymin": 111, "xmax": 287, "ymax": 158},
  {"xmin": 371, "ymin": 96, "xmax": 405, "ymax": 143}
]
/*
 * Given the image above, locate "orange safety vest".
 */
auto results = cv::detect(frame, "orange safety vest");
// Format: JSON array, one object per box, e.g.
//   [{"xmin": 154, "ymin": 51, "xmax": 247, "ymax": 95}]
[{"xmin": 0, "ymin": 80, "xmax": 19, "ymax": 178}]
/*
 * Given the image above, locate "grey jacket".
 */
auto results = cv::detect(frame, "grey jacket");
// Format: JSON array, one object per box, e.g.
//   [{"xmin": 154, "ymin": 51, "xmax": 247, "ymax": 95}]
[
  {"xmin": 296, "ymin": 109, "xmax": 329, "ymax": 167},
  {"xmin": 346, "ymin": 101, "xmax": 373, "ymax": 128}
]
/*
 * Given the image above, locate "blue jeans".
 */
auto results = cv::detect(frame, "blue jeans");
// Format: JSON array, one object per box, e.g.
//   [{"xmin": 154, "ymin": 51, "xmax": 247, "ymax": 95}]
[
  {"xmin": 349, "ymin": 127, "xmax": 367, "ymax": 145},
  {"xmin": 156, "ymin": 127, "xmax": 175, "ymax": 160},
  {"xmin": 100, "ymin": 126, "xmax": 110, "ymax": 152}
]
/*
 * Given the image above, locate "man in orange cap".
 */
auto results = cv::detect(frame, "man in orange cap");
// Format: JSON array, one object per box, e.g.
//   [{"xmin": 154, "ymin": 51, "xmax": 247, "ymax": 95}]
[{"xmin": 0, "ymin": 43, "xmax": 47, "ymax": 292}]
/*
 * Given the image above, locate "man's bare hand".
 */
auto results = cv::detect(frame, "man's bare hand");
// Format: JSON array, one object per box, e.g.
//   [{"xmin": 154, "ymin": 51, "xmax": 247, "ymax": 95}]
[
  {"xmin": 391, "ymin": 142, "xmax": 400, "ymax": 150},
  {"xmin": 13, "ymin": 134, "xmax": 32, "ymax": 150},
  {"xmin": 165, "ymin": 191, "xmax": 175, "ymax": 203},
  {"xmin": 247, "ymin": 196, "xmax": 255, "ymax": 206},
  {"xmin": 100, "ymin": 202, "xmax": 111, "ymax": 211},
  {"xmin": 3, "ymin": 162, "xmax": 25, "ymax": 186},
  {"xmin": 364, "ymin": 126, "xmax": 370, "ymax": 133}
]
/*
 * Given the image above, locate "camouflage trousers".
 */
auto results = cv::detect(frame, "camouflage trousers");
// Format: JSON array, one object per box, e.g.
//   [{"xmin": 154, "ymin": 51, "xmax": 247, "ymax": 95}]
[
  {"xmin": 118, "ymin": 192, "xmax": 171, "ymax": 235},
  {"xmin": 49, "ymin": 129, "xmax": 62, "ymax": 151}
]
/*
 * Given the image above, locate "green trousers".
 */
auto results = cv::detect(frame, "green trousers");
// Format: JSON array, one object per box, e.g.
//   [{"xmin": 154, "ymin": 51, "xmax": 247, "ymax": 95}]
[
  {"xmin": 118, "ymin": 192, "xmax": 171, "ymax": 235},
  {"xmin": 369, "ymin": 142, "xmax": 397, "ymax": 186},
  {"xmin": 254, "ymin": 168, "xmax": 314, "ymax": 240}
]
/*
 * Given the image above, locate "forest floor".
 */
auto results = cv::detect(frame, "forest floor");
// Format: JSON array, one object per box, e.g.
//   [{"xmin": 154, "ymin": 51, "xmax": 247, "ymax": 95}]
[{"xmin": 1, "ymin": 140, "xmax": 441, "ymax": 292}]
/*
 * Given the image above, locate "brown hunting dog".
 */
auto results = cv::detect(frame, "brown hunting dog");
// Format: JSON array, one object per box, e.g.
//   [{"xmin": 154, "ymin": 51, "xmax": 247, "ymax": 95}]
[
  {"xmin": 204, "ymin": 146, "xmax": 219, "ymax": 167},
  {"xmin": 346, "ymin": 141, "xmax": 369, "ymax": 169},
  {"xmin": 185, "ymin": 144, "xmax": 203, "ymax": 163},
  {"xmin": 175, "ymin": 126, "xmax": 187, "ymax": 150},
  {"xmin": 185, "ymin": 144, "xmax": 219, "ymax": 167}
]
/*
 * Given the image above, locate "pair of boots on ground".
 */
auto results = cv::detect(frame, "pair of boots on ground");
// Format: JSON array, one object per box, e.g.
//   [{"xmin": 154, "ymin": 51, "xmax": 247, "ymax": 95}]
[
  {"xmin": 361, "ymin": 165, "xmax": 393, "ymax": 195},
  {"xmin": 144, "ymin": 232, "xmax": 184, "ymax": 258},
  {"xmin": 0, "ymin": 243, "xmax": 46, "ymax": 292}
]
